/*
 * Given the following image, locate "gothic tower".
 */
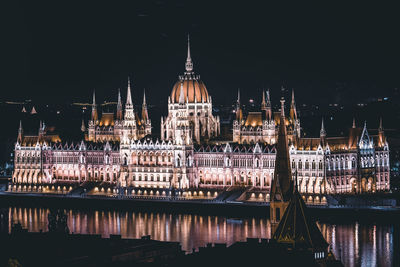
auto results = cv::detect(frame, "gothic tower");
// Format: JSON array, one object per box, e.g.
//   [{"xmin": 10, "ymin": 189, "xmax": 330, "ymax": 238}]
[
  {"xmin": 270, "ymin": 98, "xmax": 293, "ymax": 231},
  {"xmin": 123, "ymin": 77, "xmax": 137, "ymax": 140}
]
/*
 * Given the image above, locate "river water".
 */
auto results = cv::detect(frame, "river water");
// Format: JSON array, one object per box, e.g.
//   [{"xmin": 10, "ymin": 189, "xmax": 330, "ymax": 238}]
[{"xmin": 5, "ymin": 206, "xmax": 395, "ymax": 267}]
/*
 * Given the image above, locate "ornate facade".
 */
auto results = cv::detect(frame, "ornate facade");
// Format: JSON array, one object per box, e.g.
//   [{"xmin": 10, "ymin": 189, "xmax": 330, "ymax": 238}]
[
  {"xmin": 233, "ymin": 89, "xmax": 300, "ymax": 144},
  {"xmin": 11, "ymin": 38, "xmax": 390, "ymax": 196},
  {"xmin": 161, "ymin": 36, "xmax": 220, "ymax": 145},
  {"xmin": 87, "ymin": 79, "xmax": 151, "ymax": 142}
]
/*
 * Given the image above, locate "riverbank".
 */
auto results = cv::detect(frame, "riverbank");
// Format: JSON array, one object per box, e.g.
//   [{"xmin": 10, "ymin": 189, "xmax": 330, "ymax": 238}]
[{"xmin": 1, "ymin": 192, "xmax": 399, "ymax": 220}]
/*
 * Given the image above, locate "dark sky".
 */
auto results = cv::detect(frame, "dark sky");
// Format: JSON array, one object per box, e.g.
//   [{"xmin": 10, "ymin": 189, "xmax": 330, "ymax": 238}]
[{"xmin": 2, "ymin": 1, "xmax": 400, "ymax": 106}]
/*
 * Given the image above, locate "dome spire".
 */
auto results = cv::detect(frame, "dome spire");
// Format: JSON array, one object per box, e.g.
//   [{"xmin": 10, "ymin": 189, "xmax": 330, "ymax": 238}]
[{"xmin": 185, "ymin": 34, "xmax": 193, "ymax": 73}]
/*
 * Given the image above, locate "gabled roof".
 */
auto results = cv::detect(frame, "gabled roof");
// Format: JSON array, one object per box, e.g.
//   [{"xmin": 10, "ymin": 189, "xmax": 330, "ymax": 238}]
[{"xmin": 273, "ymin": 187, "xmax": 329, "ymax": 252}]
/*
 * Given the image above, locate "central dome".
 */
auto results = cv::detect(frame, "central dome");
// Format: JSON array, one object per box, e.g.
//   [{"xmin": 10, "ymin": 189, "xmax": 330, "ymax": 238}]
[
  {"xmin": 171, "ymin": 75, "xmax": 209, "ymax": 103},
  {"xmin": 170, "ymin": 35, "xmax": 209, "ymax": 104}
]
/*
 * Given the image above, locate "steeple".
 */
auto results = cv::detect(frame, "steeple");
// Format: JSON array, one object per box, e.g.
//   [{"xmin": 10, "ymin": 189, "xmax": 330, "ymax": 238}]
[
  {"xmin": 126, "ymin": 77, "xmax": 133, "ymax": 107},
  {"xmin": 17, "ymin": 120, "xmax": 23, "ymax": 143},
  {"xmin": 116, "ymin": 88, "xmax": 123, "ymax": 120},
  {"xmin": 185, "ymin": 34, "xmax": 193, "ymax": 73},
  {"xmin": 352, "ymin": 117, "xmax": 356, "ymax": 128},
  {"xmin": 290, "ymin": 89, "xmax": 297, "ymax": 120},
  {"xmin": 320, "ymin": 118, "xmax": 326, "ymax": 138},
  {"xmin": 266, "ymin": 89, "xmax": 272, "ymax": 120},
  {"xmin": 378, "ymin": 117, "xmax": 385, "ymax": 147},
  {"xmin": 31, "ymin": 106, "xmax": 37, "ymax": 115},
  {"xmin": 271, "ymin": 97, "xmax": 292, "ymax": 202},
  {"xmin": 124, "ymin": 77, "xmax": 136, "ymax": 123},
  {"xmin": 142, "ymin": 89, "xmax": 149, "ymax": 122},
  {"xmin": 272, "ymin": 179, "xmax": 329, "ymax": 254},
  {"xmin": 270, "ymin": 97, "xmax": 293, "ymax": 227},
  {"xmin": 81, "ymin": 118, "xmax": 86, "ymax": 132},
  {"xmin": 235, "ymin": 89, "xmax": 243, "ymax": 121},
  {"xmin": 91, "ymin": 90, "xmax": 98, "ymax": 122},
  {"xmin": 261, "ymin": 90, "xmax": 267, "ymax": 111}
]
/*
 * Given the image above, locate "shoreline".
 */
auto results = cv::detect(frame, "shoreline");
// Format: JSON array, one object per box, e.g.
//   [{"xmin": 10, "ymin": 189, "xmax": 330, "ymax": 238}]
[{"xmin": 1, "ymin": 192, "xmax": 400, "ymax": 221}]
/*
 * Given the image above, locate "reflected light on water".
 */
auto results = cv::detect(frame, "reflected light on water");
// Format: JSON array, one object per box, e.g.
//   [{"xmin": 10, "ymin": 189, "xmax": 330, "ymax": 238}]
[{"xmin": 8, "ymin": 207, "xmax": 393, "ymax": 267}]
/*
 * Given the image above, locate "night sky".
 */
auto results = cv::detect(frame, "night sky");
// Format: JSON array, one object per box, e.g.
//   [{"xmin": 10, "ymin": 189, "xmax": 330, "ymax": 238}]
[{"xmin": 2, "ymin": 1, "xmax": 400, "ymax": 106}]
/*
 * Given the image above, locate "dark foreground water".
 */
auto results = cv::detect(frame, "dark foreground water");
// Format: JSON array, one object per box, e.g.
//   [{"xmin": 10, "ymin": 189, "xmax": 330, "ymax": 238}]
[{"xmin": 5, "ymin": 206, "xmax": 396, "ymax": 267}]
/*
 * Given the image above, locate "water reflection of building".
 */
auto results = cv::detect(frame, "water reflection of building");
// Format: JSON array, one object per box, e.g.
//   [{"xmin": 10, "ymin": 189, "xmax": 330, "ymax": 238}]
[
  {"xmin": 11, "ymin": 37, "xmax": 390, "ymax": 196},
  {"xmin": 0, "ymin": 207, "xmax": 8, "ymax": 234},
  {"xmin": 9, "ymin": 206, "xmax": 394, "ymax": 267}
]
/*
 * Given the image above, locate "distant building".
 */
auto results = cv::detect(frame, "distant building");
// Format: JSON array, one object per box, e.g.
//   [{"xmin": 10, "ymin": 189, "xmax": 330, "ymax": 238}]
[{"xmin": 11, "ymin": 37, "xmax": 390, "ymax": 196}]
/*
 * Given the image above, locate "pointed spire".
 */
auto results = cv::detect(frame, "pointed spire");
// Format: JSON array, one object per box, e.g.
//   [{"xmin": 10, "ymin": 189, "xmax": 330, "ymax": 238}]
[
  {"xmin": 143, "ymin": 89, "xmax": 147, "ymax": 106},
  {"xmin": 31, "ymin": 106, "xmax": 37, "ymax": 114},
  {"xmin": 261, "ymin": 90, "xmax": 267, "ymax": 111},
  {"xmin": 352, "ymin": 117, "xmax": 356, "ymax": 128},
  {"xmin": 320, "ymin": 118, "xmax": 326, "ymax": 138},
  {"xmin": 235, "ymin": 89, "xmax": 243, "ymax": 121},
  {"xmin": 271, "ymin": 97, "xmax": 292, "ymax": 202},
  {"xmin": 265, "ymin": 89, "xmax": 272, "ymax": 120},
  {"xmin": 126, "ymin": 77, "xmax": 133, "ymax": 106},
  {"xmin": 290, "ymin": 89, "xmax": 297, "ymax": 120},
  {"xmin": 17, "ymin": 120, "xmax": 23, "ymax": 142},
  {"xmin": 91, "ymin": 90, "xmax": 98, "ymax": 122},
  {"xmin": 272, "ymin": 178, "xmax": 329, "ymax": 252},
  {"xmin": 92, "ymin": 90, "xmax": 96, "ymax": 106},
  {"xmin": 179, "ymin": 82, "xmax": 185, "ymax": 104},
  {"xmin": 21, "ymin": 106, "xmax": 26, "ymax": 113},
  {"xmin": 142, "ymin": 89, "xmax": 149, "ymax": 122},
  {"xmin": 185, "ymin": 34, "xmax": 193, "ymax": 73},
  {"xmin": 291, "ymin": 89, "xmax": 296, "ymax": 105},
  {"xmin": 116, "ymin": 88, "xmax": 123, "ymax": 120},
  {"xmin": 81, "ymin": 118, "xmax": 86, "ymax": 132},
  {"xmin": 266, "ymin": 89, "xmax": 271, "ymax": 106},
  {"xmin": 378, "ymin": 117, "xmax": 385, "ymax": 147}
]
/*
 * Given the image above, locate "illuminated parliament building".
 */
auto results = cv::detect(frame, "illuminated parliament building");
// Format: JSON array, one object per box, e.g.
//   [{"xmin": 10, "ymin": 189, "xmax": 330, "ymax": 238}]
[{"xmin": 11, "ymin": 38, "xmax": 390, "ymax": 199}]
